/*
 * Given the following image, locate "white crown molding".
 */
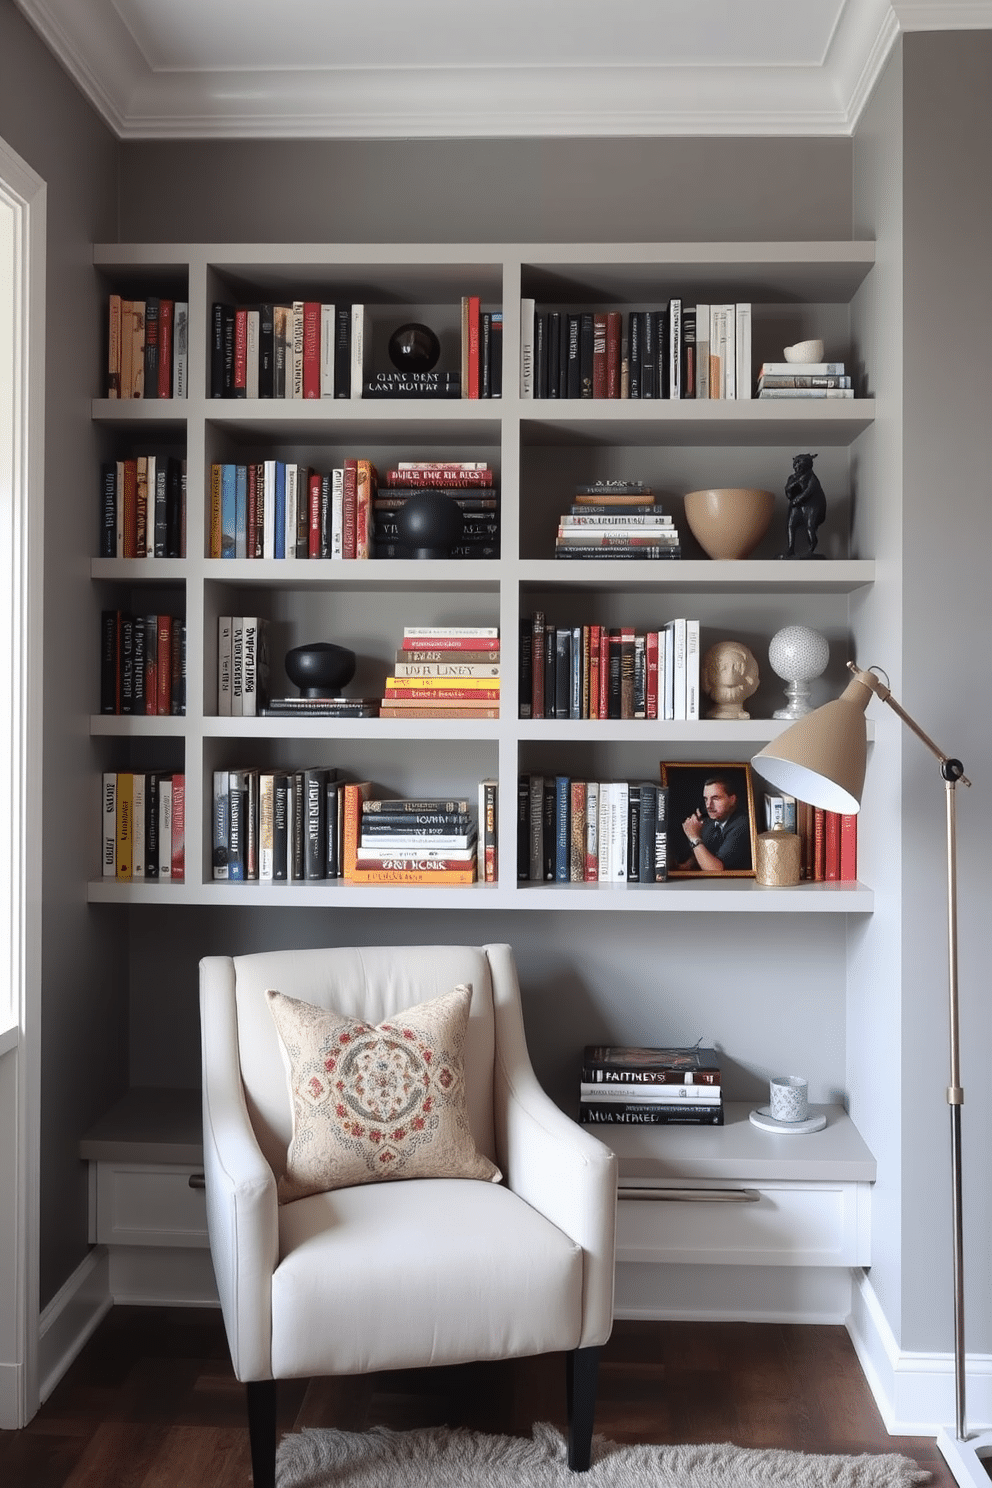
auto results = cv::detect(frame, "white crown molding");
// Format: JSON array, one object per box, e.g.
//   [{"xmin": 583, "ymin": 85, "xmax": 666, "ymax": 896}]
[{"xmin": 13, "ymin": 0, "xmax": 992, "ymax": 140}]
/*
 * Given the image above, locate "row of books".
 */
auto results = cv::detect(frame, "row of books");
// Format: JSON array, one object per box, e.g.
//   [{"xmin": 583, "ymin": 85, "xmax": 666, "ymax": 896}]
[
  {"xmin": 762, "ymin": 791, "xmax": 858, "ymax": 881},
  {"xmin": 520, "ymin": 301, "xmax": 751, "ymax": 401},
  {"xmin": 520, "ymin": 615, "xmax": 700, "ymax": 721},
  {"xmin": 353, "ymin": 796, "xmax": 479, "ymax": 885},
  {"xmin": 217, "ymin": 618, "xmax": 270, "ymax": 717},
  {"xmin": 208, "ymin": 458, "xmax": 377, "ymax": 560},
  {"xmin": 106, "ymin": 296, "xmax": 189, "ymax": 399},
  {"xmin": 100, "ymin": 612, "xmax": 186, "ymax": 717},
  {"xmin": 209, "ymin": 298, "xmax": 501, "ymax": 400},
  {"xmin": 102, "ymin": 772, "xmax": 186, "ymax": 881},
  {"xmin": 579, "ymin": 1044, "xmax": 724, "ymax": 1126},
  {"xmin": 98, "ymin": 456, "xmax": 186, "ymax": 560},
  {"xmin": 380, "ymin": 625, "xmax": 500, "ymax": 720},
  {"xmin": 756, "ymin": 360, "xmax": 854, "ymax": 399},
  {"xmin": 554, "ymin": 481, "xmax": 681, "ymax": 562},
  {"xmin": 519, "ymin": 776, "xmax": 669, "ymax": 884},
  {"xmin": 213, "ymin": 767, "xmax": 361, "ymax": 882}
]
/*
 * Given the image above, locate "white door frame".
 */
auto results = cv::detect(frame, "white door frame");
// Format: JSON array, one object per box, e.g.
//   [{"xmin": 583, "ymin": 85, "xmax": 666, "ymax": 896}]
[{"xmin": 0, "ymin": 133, "xmax": 46, "ymax": 1430}]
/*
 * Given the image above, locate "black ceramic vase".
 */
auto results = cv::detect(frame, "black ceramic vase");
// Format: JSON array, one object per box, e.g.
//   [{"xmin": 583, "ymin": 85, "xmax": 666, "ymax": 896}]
[
  {"xmin": 387, "ymin": 322, "xmax": 441, "ymax": 373},
  {"xmin": 284, "ymin": 642, "xmax": 356, "ymax": 699},
  {"xmin": 394, "ymin": 491, "xmax": 464, "ymax": 559}
]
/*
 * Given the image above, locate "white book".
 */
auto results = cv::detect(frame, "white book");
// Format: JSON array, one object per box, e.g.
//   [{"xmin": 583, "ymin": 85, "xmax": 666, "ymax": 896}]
[
  {"xmin": 217, "ymin": 615, "xmax": 232, "ymax": 716},
  {"xmin": 359, "ymin": 845, "xmax": 478, "ymax": 864},
  {"xmin": 668, "ymin": 298, "xmax": 681, "ymax": 401},
  {"xmin": 115, "ymin": 460, "xmax": 125, "ymax": 556},
  {"xmin": 611, "ymin": 781, "xmax": 629, "ymax": 882},
  {"xmin": 735, "ymin": 302, "xmax": 752, "ymax": 399},
  {"xmin": 213, "ymin": 770, "xmax": 229, "ymax": 880},
  {"xmin": 723, "ymin": 305, "xmax": 737, "ymax": 399},
  {"xmin": 262, "ymin": 459, "xmax": 276, "ymax": 559},
  {"xmin": 231, "ymin": 617, "xmax": 244, "ymax": 717},
  {"xmin": 132, "ymin": 773, "xmax": 145, "ymax": 880},
  {"xmin": 520, "ymin": 297, "xmax": 535, "ymax": 397},
  {"xmin": 560, "ymin": 513, "xmax": 674, "ymax": 527},
  {"xmin": 663, "ymin": 622, "xmax": 675, "ymax": 721},
  {"xmin": 245, "ymin": 309, "xmax": 259, "ymax": 399},
  {"xmin": 685, "ymin": 619, "xmax": 700, "ymax": 721},
  {"xmin": 351, "ymin": 304, "xmax": 368, "ymax": 397},
  {"xmin": 585, "ymin": 781, "xmax": 599, "ymax": 880},
  {"xmin": 284, "ymin": 463, "xmax": 298, "ymax": 560},
  {"xmin": 158, "ymin": 777, "xmax": 173, "ymax": 879},
  {"xmin": 144, "ymin": 455, "xmax": 156, "ymax": 555},
  {"xmin": 403, "ymin": 626, "xmax": 499, "ymax": 638},
  {"xmin": 173, "ymin": 302, "xmax": 188, "ymax": 399},
  {"xmin": 672, "ymin": 618, "xmax": 687, "ymax": 721},
  {"xmin": 291, "ymin": 301, "xmax": 304, "ymax": 398},
  {"xmin": 579, "ymin": 1082, "xmax": 723, "ymax": 1103},
  {"xmin": 695, "ymin": 302, "xmax": 710, "ymax": 399},
  {"xmin": 597, "ymin": 785, "xmax": 611, "ymax": 882},
  {"xmin": 331, "ymin": 467, "xmax": 344, "ymax": 558},
  {"xmin": 765, "ymin": 792, "xmax": 786, "ymax": 831},
  {"xmin": 320, "ymin": 304, "xmax": 335, "ymax": 396},
  {"xmin": 102, "ymin": 772, "xmax": 117, "ymax": 877}
]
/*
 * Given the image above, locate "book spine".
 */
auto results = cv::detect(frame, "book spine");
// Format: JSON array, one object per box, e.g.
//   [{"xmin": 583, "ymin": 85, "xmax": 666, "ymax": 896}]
[
  {"xmin": 212, "ymin": 771, "xmax": 229, "ymax": 879},
  {"xmin": 115, "ymin": 773, "xmax": 133, "ymax": 880},
  {"xmin": 171, "ymin": 774, "xmax": 185, "ymax": 880},
  {"xmin": 158, "ymin": 776, "xmax": 173, "ymax": 879},
  {"xmin": 173, "ymin": 302, "xmax": 188, "ymax": 398},
  {"xmin": 579, "ymin": 1105, "xmax": 724, "ymax": 1125},
  {"xmin": 102, "ymin": 772, "xmax": 117, "ymax": 876}
]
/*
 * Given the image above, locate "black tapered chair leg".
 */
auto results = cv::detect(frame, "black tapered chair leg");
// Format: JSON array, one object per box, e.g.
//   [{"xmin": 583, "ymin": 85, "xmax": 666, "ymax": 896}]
[
  {"xmin": 565, "ymin": 1345, "xmax": 601, "ymax": 1471},
  {"xmin": 246, "ymin": 1378, "xmax": 277, "ymax": 1488}
]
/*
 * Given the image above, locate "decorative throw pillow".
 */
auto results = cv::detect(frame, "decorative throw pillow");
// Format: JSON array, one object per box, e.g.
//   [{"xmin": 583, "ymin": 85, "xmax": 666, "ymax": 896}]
[{"xmin": 266, "ymin": 982, "xmax": 501, "ymax": 1201}]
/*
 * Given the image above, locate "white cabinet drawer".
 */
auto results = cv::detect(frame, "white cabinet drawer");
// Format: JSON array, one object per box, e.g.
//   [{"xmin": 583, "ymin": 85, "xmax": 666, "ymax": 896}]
[
  {"xmin": 92, "ymin": 1162, "xmax": 208, "ymax": 1248},
  {"xmin": 617, "ymin": 1180, "xmax": 871, "ymax": 1267}
]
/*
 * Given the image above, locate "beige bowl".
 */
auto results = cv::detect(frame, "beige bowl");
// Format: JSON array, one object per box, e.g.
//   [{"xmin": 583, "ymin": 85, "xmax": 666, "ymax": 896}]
[{"xmin": 683, "ymin": 487, "xmax": 776, "ymax": 561}]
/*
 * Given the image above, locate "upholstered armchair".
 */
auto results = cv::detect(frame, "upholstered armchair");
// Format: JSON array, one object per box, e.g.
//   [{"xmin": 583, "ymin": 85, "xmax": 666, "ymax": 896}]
[{"xmin": 199, "ymin": 943, "xmax": 618, "ymax": 1483}]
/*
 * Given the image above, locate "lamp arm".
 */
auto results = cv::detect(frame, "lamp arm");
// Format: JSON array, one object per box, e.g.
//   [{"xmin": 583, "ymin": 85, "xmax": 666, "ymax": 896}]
[{"xmin": 847, "ymin": 663, "xmax": 971, "ymax": 787}]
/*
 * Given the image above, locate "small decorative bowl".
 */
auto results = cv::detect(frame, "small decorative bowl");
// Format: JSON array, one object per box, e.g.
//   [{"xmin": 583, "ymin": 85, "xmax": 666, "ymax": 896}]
[
  {"xmin": 783, "ymin": 339, "xmax": 824, "ymax": 364},
  {"xmin": 683, "ymin": 487, "xmax": 775, "ymax": 561},
  {"xmin": 284, "ymin": 642, "xmax": 356, "ymax": 698}
]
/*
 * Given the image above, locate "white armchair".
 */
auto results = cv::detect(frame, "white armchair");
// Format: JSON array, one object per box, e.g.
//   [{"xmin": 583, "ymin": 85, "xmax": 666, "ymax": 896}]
[{"xmin": 199, "ymin": 943, "xmax": 617, "ymax": 1482}]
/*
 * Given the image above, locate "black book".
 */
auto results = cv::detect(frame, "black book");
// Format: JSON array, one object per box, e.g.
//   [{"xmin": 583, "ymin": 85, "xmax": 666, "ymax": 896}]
[
  {"xmin": 681, "ymin": 306, "xmax": 696, "ymax": 400},
  {"xmin": 132, "ymin": 614, "xmax": 146, "ymax": 713},
  {"xmin": 653, "ymin": 307, "xmax": 669, "ymax": 398},
  {"xmin": 305, "ymin": 767, "xmax": 328, "ymax": 880},
  {"xmin": 221, "ymin": 306, "xmax": 235, "ymax": 398},
  {"xmin": 480, "ymin": 312, "xmax": 492, "ymax": 398},
  {"xmin": 334, "ymin": 305, "xmax": 351, "ymax": 399},
  {"xmin": 638, "ymin": 781, "xmax": 658, "ymax": 884},
  {"xmin": 99, "ymin": 462, "xmax": 116, "ymax": 557},
  {"xmin": 490, "ymin": 310, "xmax": 503, "ymax": 397},
  {"xmin": 607, "ymin": 629, "xmax": 622, "ymax": 719},
  {"xmin": 361, "ymin": 381, "xmax": 461, "ymax": 399},
  {"xmin": 535, "ymin": 312, "xmax": 548, "ymax": 399},
  {"xmin": 517, "ymin": 776, "xmax": 531, "ymax": 880},
  {"xmin": 171, "ymin": 619, "xmax": 186, "ymax": 717},
  {"xmin": 580, "ymin": 1105, "xmax": 724, "ymax": 1126},
  {"xmin": 325, "ymin": 779, "xmax": 340, "ymax": 879},
  {"xmin": 582, "ymin": 1043, "xmax": 721, "ymax": 1080},
  {"xmin": 627, "ymin": 784, "xmax": 641, "ymax": 881},
  {"xmin": 579, "ymin": 312, "xmax": 594, "ymax": 398},
  {"xmin": 360, "ymin": 811, "xmax": 472, "ymax": 829},
  {"xmin": 165, "ymin": 456, "xmax": 183, "ymax": 558},
  {"xmin": 566, "ymin": 314, "xmax": 581, "ymax": 398},
  {"xmin": 144, "ymin": 772, "xmax": 160, "ymax": 879},
  {"xmin": 100, "ymin": 610, "xmax": 118, "ymax": 713},
  {"xmin": 641, "ymin": 308, "xmax": 655, "ymax": 398},
  {"xmin": 361, "ymin": 820, "xmax": 475, "ymax": 838},
  {"xmin": 257, "ymin": 303, "xmax": 275, "ymax": 398},
  {"xmin": 558, "ymin": 313, "xmax": 569, "ymax": 398},
  {"xmin": 518, "ymin": 615, "xmax": 533, "ymax": 718},
  {"xmin": 542, "ymin": 778, "xmax": 556, "ymax": 880},
  {"xmin": 292, "ymin": 770, "xmax": 306, "ymax": 881},
  {"xmin": 544, "ymin": 312, "xmax": 557, "ymax": 399},
  {"xmin": 272, "ymin": 774, "xmax": 291, "ymax": 881},
  {"xmin": 628, "ymin": 311, "xmax": 642, "ymax": 398},
  {"xmin": 210, "ymin": 302, "xmax": 226, "ymax": 396},
  {"xmin": 554, "ymin": 627, "xmax": 571, "ymax": 719},
  {"xmin": 143, "ymin": 297, "xmax": 160, "ymax": 398},
  {"xmin": 119, "ymin": 614, "xmax": 135, "ymax": 714},
  {"xmin": 153, "ymin": 461, "xmax": 168, "ymax": 557},
  {"xmin": 544, "ymin": 624, "xmax": 556, "ymax": 719}
]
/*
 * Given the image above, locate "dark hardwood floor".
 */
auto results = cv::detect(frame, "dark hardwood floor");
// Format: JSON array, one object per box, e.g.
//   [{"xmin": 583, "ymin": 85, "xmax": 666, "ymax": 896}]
[{"xmin": 0, "ymin": 1306, "xmax": 963, "ymax": 1486}]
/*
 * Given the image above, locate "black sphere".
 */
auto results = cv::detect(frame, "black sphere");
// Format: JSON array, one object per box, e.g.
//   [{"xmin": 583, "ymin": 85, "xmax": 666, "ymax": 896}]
[
  {"xmin": 387, "ymin": 322, "xmax": 441, "ymax": 372},
  {"xmin": 394, "ymin": 492, "xmax": 464, "ymax": 559},
  {"xmin": 284, "ymin": 642, "xmax": 356, "ymax": 699}
]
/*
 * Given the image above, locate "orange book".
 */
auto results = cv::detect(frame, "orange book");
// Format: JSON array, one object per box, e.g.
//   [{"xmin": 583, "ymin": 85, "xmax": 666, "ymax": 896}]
[
  {"xmin": 341, "ymin": 781, "xmax": 373, "ymax": 880},
  {"xmin": 342, "ymin": 457, "xmax": 358, "ymax": 560},
  {"xmin": 116, "ymin": 773, "xmax": 133, "ymax": 881},
  {"xmin": 378, "ymin": 705, "xmax": 499, "ymax": 719},
  {"xmin": 157, "ymin": 617, "xmax": 172, "ymax": 716},
  {"xmin": 825, "ymin": 810, "xmax": 841, "ymax": 881},
  {"xmin": 209, "ymin": 464, "xmax": 223, "ymax": 558},
  {"xmin": 350, "ymin": 866, "xmax": 476, "ymax": 885},
  {"xmin": 355, "ymin": 458, "xmax": 376, "ymax": 560}
]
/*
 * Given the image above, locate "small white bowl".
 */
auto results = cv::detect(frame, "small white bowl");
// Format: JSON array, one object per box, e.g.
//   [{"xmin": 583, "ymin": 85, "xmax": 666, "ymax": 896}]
[{"xmin": 783, "ymin": 339, "xmax": 824, "ymax": 364}]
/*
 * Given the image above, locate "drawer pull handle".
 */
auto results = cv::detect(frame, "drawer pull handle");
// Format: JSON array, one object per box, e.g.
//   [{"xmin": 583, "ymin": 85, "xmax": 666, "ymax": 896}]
[
  {"xmin": 618, "ymin": 1186, "xmax": 761, "ymax": 1204},
  {"xmin": 188, "ymin": 1173, "xmax": 206, "ymax": 1190}
]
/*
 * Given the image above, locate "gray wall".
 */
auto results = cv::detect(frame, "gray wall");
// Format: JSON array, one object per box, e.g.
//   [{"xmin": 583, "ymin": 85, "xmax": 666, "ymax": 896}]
[{"xmin": 0, "ymin": 1, "xmax": 126, "ymax": 1306}]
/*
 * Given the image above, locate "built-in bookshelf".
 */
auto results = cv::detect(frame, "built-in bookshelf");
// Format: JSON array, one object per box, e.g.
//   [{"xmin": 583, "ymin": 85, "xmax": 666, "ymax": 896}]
[{"xmin": 90, "ymin": 241, "xmax": 876, "ymax": 913}]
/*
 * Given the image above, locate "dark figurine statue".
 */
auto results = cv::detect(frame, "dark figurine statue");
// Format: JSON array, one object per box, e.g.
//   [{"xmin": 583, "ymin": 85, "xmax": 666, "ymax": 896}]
[{"xmin": 780, "ymin": 452, "xmax": 827, "ymax": 559}]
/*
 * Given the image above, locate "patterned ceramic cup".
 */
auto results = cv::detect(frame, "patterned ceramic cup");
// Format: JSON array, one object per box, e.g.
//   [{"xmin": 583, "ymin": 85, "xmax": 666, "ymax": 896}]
[{"xmin": 770, "ymin": 1075, "xmax": 809, "ymax": 1123}]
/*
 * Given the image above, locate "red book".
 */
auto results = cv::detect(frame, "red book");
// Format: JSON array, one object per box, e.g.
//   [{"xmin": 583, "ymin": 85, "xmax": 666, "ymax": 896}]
[
  {"xmin": 157, "ymin": 300, "xmax": 173, "ymax": 398},
  {"xmin": 308, "ymin": 471, "xmax": 322, "ymax": 558},
  {"xmin": 530, "ymin": 613, "xmax": 545, "ymax": 719},
  {"xmin": 467, "ymin": 295, "xmax": 481, "ymax": 398},
  {"xmin": 645, "ymin": 629, "xmax": 659, "ymax": 719},
  {"xmin": 156, "ymin": 617, "xmax": 172, "ymax": 716},
  {"xmin": 355, "ymin": 458, "xmax": 376, "ymax": 560},
  {"xmin": 813, "ymin": 807, "xmax": 826, "ymax": 881},
  {"xmin": 342, "ymin": 458, "xmax": 358, "ymax": 560},
  {"xmin": 302, "ymin": 301, "xmax": 321, "ymax": 398},
  {"xmin": 247, "ymin": 462, "xmax": 260, "ymax": 559},
  {"xmin": 122, "ymin": 459, "xmax": 138, "ymax": 558},
  {"xmin": 171, "ymin": 773, "xmax": 185, "ymax": 881},
  {"xmin": 606, "ymin": 311, "xmax": 622, "ymax": 398},
  {"xmin": 233, "ymin": 308, "xmax": 248, "ymax": 397},
  {"xmin": 588, "ymin": 624, "xmax": 601, "ymax": 719},
  {"xmin": 592, "ymin": 313, "xmax": 608, "ymax": 398},
  {"xmin": 598, "ymin": 628, "xmax": 609, "ymax": 720},
  {"xmin": 341, "ymin": 781, "xmax": 372, "ymax": 880},
  {"xmin": 840, "ymin": 813, "xmax": 858, "ymax": 881},
  {"xmin": 383, "ymin": 685, "xmax": 501, "ymax": 702},
  {"xmin": 401, "ymin": 634, "xmax": 500, "ymax": 652},
  {"xmin": 383, "ymin": 468, "xmax": 493, "ymax": 488},
  {"xmin": 825, "ymin": 810, "xmax": 841, "ymax": 881},
  {"xmin": 145, "ymin": 618, "xmax": 157, "ymax": 716}
]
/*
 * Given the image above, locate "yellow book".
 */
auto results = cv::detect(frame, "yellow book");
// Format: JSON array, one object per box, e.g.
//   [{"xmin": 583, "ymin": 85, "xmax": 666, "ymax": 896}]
[
  {"xmin": 116, "ymin": 772, "xmax": 133, "ymax": 881},
  {"xmin": 350, "ymin": 866, "xmax": 477, "ymax": 885}
]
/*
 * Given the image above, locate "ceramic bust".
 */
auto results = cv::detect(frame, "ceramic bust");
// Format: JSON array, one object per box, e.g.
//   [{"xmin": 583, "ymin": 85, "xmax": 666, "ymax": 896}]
[{"xmin": 701, "ymin": 640, "xmax": 760, "ymax": 720}]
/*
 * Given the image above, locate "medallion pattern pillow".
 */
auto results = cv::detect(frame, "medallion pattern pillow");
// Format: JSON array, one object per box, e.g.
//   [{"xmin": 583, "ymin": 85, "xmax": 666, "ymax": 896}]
[{"xmin": 266, "ymin": 982, "xmax": 501, "ymax": 1201}]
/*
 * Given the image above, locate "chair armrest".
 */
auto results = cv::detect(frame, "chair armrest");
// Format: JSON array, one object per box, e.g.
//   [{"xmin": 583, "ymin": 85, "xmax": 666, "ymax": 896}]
[
  {"xmin": 485, "ymin": 945, "xmax": 617, "ymax": 1348},
  {"xmin": 200, "ymin": 957, "xmax": 279, "ymax": 1381}
]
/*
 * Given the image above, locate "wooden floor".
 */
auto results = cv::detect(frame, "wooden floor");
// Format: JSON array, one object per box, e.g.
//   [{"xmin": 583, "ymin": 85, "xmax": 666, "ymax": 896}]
[{"xmin": 0, "ymin": 1306, "xmax": 965, "ymax": 1487}]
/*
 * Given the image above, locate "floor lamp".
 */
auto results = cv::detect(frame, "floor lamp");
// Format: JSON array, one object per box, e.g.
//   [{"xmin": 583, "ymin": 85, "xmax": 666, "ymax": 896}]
[{"xmin": 752, "ymin": 663, "xmax": 990, "ymax": 1488}]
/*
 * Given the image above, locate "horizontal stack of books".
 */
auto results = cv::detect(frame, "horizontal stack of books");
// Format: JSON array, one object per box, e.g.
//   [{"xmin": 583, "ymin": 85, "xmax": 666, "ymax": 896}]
[
  {"xmin": 756, "ymin": 360, "xmax": 853, "ymax": 399},
  {"xmin": 554, "ymin": 482, "xmax": 681, "ymax": 561},
  {"xmin": 352, "ymin": 797, "xmax": 478, "ymax": 885},
  {"xmin": 372, "ymin": 462, "xmax": 500, "ymax": 560},
  {"xmin": 380, "ymin": 626, "xmax": 500, "ymax": 719},
  {"xmin": 579, "ymin": 1044, "xmax": 724, "ymax": 1126},
  {"xmin": 519, "ymin": 776, "xmax": 669, "ymax": 884}
]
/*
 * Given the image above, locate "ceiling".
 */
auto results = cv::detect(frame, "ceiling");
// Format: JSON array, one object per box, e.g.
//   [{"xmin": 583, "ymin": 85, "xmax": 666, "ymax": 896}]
[{"xmin": 14, "ymin": 0, "xmax": 992, "ymax": 140}]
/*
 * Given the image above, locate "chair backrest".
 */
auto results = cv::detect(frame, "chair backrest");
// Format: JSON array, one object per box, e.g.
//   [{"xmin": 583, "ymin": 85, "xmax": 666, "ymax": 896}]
[{"xmin": 225, "ymin": 944, "xmax": 499, "ymax": 1178}]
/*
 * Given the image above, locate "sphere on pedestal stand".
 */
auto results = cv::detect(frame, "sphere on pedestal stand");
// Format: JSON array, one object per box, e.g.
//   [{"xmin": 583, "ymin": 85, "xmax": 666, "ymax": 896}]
[{"xmin": 768, "ymin": 625, "xmax": 829, "ymax": 719}]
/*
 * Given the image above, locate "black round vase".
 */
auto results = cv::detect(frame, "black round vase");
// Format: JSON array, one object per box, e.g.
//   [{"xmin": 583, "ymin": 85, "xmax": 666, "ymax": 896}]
[
  {"xmin": 284, "ymin": 642, "xmax": 356, "ymax": 699},
  {"xmin": 387, "ymin": 322, "xmax": 441, "ymax": 373},
  {"xmin": 394, "ymin": 491, "xmax": 464, "ymax": 559}
]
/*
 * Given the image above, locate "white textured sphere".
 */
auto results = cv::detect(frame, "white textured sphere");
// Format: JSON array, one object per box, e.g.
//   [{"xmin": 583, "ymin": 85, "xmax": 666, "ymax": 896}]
[{"xmin": 768, "ymin": 625, "xmax": 829, "ymax": 682}]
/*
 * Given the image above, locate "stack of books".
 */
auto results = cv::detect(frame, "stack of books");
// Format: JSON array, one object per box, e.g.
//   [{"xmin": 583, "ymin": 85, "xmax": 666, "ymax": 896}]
[
  {"xmin": 380, "ymin": 626, "xmax": 500, "ymax": 719},
  {"xmin": 352, "ymin": 797, "xmax": 478, "ymax": 885},
  {"xmin": 372, "ymin": 461, "xmax": 500, "ymax": 560},
  {"xmin": 579, "ymin": 1044, "xmax": 724, "ymax": 1126},
  {"xmin": 554, "ymin": 482, "xmax": 681, "ymax": 561},
  {"xmin": 756, "ymin": 360, "xmax": 853, "ymax": 399}
]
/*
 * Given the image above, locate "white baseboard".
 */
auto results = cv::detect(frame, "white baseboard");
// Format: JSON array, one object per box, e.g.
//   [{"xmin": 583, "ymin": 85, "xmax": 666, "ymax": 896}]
[
  {"xmin": 0, "ymin": 1363, "xmax": 23, "ymax": 1429},
  {"xmin": 847, "ymin": 1273, "xmax": 992, "ymax": 1436},
  {"xmin": 614, "ymin": 1262, "xmax": 857, "ymax": 1324},
  {"xmin": 37, "ymin": 1248, "xmax": 112, "ymax": 1403},
  {"xmin": 107, "ymin": 1246, "xmax": 219, "ymax": 1307}
]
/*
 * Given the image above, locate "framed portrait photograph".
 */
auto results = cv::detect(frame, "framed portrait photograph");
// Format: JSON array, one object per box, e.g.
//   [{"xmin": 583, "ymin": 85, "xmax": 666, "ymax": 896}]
[{"xmin": 659, "ymin": 763, "xmax": 757, "ymax": 878}]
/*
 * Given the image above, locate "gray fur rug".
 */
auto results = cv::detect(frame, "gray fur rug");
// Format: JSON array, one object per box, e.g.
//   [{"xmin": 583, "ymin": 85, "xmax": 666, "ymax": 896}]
[{"xmin": 275, "ymin": 1420, "xmax": 930, "ymax": 1488}]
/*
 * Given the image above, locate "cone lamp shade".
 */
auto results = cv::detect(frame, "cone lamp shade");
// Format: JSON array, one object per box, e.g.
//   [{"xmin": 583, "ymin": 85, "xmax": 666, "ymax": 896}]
[{"xmin": 751, "ymin": 672, "xmax": 873, "ymax": 815}]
